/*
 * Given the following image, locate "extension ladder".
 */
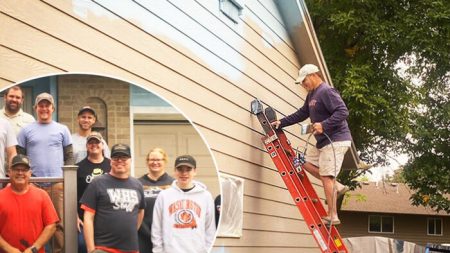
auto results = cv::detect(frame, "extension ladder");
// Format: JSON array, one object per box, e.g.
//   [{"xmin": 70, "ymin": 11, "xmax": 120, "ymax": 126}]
[{"xmin": 251, "ymin": 99, "xmax": 348, "ymax": 253}]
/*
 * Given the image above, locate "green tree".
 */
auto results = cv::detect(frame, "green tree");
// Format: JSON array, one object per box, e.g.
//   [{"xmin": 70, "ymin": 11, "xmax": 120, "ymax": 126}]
[
  {"xmin": 305, "ymin": 0, "xmax": 450, "ymax": 212},
  {"xmin": 403, "ymin": 84, "xmax": 449, "ymax": 212}
]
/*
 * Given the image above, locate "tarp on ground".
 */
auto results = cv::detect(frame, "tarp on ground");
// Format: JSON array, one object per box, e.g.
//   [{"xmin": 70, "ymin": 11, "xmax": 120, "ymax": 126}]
[{"xmin": 343, "ymin": 236, "xmax": 426, "ymax": 253}]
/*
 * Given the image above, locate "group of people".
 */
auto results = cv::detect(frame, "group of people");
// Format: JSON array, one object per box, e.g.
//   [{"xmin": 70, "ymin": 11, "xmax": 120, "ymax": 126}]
[{"xmin": 0, "ymin": 86, "xmax": 216, "ymax": 253}]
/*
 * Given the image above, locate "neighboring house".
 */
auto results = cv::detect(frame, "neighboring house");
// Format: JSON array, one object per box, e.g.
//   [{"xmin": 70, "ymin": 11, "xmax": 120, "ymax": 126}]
[
  {"xmin": 339, "ymin": 182, "xmax": 450, "ymax": 246},
  {"xmin": 0, "ymin": 0, "xmax": 359, "ymax": 252}
]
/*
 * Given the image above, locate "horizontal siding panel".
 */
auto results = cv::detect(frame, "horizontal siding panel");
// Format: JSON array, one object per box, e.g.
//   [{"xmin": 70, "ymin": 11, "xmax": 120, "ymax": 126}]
[
  {"xmin": 167, "ymin": 0, "xmax": 299, "ymax": 76},
  {"xmin": 0, "ymin": 46, "xmax": 63, "ymax": 83},
  {"xmin": 0, "ymin": 78, "xmax": 13, "ymax": 88},
  {"xmin": 0, "ymin": 13, "xmax": 143, "ymax": 82},
  {"xmin": 201, "ymin": 128, "xmax": 323, "ymax": 187},
  {"xmin": 258, "ymin": 0, "xmax": 285, "ymax": 26},
  {"xmin": 242, "ymin": 211, "xmax": 309, "ymax": 233},
  {"xmin": 196, "ymin": 0, "xmax": 300, "ymax": 69},
  {"xmin": 215, "ymin": 151, "xmax": 286, "ymax": 188},
  {"xmin": 244, "ymin": 0, "xmax": 293, "ymax": 48},
  {"xmin": 244, "ymin": 195, "xmax": 301, "ymax": 220},
  {"xmin": 95, "ymin": 0, "xmax": 303, "ymax": 107},
  {"xmin": 214, "ymin": 229, "xmax": 317, "ymax": 248},
  {"xmin": 197, "ymin": 126, "xmax": 286, "ymax": 172},
  {"xmin": 243, "ymin": 176, "xmax": 296, "ymax": 204},
  {"xmin": 1, "ymin": 2, "xmax": 255, "ymax": 128},
  {"xmin": 242, "ymin": 172, "xmax": 325, "ymax": 202},
  {"xmin": 41, "ymin": 0, "xmax": 303, "ymax": 115},
  {"xmin": 243, "ymin": 3, "xmax": 298, "ymax": 64}
]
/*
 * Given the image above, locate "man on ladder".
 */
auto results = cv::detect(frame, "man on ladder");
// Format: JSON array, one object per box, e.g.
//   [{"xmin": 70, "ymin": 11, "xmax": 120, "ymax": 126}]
[{"xmin": 271, "ymin": 64, "xmax": 352, "ymax": 226}]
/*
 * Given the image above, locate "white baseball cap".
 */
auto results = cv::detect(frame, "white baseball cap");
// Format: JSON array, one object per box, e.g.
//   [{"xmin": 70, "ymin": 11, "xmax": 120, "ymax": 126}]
[{"xmin": 295, "ymin": 64, "xmax": 320, "ymax": 84}]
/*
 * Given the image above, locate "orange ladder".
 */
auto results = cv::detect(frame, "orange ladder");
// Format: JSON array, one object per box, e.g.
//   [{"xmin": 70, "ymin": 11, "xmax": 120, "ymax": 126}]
[{"xmin": 251, "ymin": 99, "xmax": 348, "ymax": 253}]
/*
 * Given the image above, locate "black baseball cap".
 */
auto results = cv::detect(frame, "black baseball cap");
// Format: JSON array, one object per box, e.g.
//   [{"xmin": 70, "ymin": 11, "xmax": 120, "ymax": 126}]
[
  {"xmin": 111, "ymin": 144, "xmax": 131, "ymax": 157},
  {"xmin": 174, "ymin": 155, "xmax": 196, "ymax": 168},
  {"xmin": 11, "ymin": 154, "xmax": 31, "ymax": 169}
]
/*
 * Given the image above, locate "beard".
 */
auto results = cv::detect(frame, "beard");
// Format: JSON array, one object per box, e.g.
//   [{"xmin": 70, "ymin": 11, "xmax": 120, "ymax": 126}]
[{"xmin": 5, "ymin": 101, "xmax": 20, "ymax": 114}]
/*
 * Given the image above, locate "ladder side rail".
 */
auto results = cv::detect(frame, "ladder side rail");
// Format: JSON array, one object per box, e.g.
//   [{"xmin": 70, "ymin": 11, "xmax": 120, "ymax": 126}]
[
  {"xmin": 275, "ymin": 130, "xmax": 328, "ymax": 215},
  {"xmin": 265, "ymin": 136, "xmax": 343, "ymax": 252},
  {"xmin": 274, "ymin": 130, "xmax": 348, "ymax": 252},
  {"xmin": 263, "ymin": 138, "xmax": 337, "ymax": 253}
]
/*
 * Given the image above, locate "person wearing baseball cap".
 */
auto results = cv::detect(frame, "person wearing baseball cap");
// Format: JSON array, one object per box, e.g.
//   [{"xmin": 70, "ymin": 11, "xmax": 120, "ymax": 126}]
[
  {"xmin": 0, "ymin": 154, "xmax": 59, "ymax": 253},
  {"xmin": 152, "ymin": 154, "xmax": 216, "ymax": 253},
  {"xmin": 72, "ymin": 106, "xmax": 111, "ymax": 163},
  {"xmin": 76, "ymin": 132, "xmax": 111, "ymax": 253},
  {"xmin": 80, "ymin": 143, "xmax": 145, "ymax": 252},
  {"xmin": 17, "ymin": 92, "xmax": 73, "ymax": 252},
  {"xmin": 271, "ymin": 63, "xmax": 353, "ymax": 226}
]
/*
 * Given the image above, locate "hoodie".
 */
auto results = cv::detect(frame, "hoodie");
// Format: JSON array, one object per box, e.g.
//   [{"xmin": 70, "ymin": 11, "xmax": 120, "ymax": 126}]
[{"xmin": 151, "ymin": 180, "xmax": 216, "ymax": 253}]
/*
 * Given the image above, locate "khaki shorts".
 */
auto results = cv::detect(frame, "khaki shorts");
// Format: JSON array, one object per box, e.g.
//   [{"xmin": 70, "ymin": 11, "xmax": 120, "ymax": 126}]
[{"xmin": 305, "ymin": 142, "xmax": 350, "ymax": 177}]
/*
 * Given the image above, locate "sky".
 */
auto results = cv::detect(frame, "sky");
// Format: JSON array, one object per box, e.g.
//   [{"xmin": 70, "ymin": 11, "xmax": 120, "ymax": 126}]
[{"xmin": 365, "ymin": 153, "xmax": 409, "ymax": 182}]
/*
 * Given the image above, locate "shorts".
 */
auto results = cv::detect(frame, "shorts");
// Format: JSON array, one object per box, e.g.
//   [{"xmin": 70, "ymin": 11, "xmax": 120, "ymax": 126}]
[{"xmin": 305, "ymin": 141, "xmax": 350, "ymax": 177}]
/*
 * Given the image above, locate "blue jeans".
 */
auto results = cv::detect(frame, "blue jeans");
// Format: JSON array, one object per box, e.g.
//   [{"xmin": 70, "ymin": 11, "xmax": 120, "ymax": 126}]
[{"xmin": 78, "ymin": 230, "xmax": 87, "ymax": 253}]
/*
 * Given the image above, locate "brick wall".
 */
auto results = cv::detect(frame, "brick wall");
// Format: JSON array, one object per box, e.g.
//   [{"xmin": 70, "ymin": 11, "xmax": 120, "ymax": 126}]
[{"xmin": 57, "ymin": 74, "xmax": 130, "ymax": 146}]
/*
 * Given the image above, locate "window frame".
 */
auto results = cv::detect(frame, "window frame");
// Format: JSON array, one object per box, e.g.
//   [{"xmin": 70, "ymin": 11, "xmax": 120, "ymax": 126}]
[
  {"xmin": 427, "ymin": 217, "xmax": 443, "ymax": 236},
  {"xmin": 368, "ymin": 215, "xmax": 395, "ymax": 234}
]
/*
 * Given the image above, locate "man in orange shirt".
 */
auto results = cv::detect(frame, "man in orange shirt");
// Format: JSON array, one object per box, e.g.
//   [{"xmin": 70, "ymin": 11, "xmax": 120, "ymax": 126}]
[{"xmin": 0, "ymin": 154, "xmax": 59, "ymax": 253}]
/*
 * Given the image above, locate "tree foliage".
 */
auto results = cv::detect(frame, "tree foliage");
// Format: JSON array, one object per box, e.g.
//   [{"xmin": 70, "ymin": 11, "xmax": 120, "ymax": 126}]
[{"xmin": 305, "ymin": 0, "xmax": 450, "ymax": 212}]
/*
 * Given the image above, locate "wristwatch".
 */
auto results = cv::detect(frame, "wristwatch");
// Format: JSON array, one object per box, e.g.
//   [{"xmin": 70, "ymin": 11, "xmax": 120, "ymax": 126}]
[{"xmin": 31, "ymin": 246, "xmax": 38, "ymax": 253}]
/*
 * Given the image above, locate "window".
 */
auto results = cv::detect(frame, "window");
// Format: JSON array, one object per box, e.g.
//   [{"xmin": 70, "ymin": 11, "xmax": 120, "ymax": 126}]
[
  {"xmin": 219, "ymin": 0, "xmax": 244, "ymax": 24},
  {"xmin": 427, "ymin": 218, "xmax": 443, "ymax": 236},
  {"xmin": 216, "ymin": 173, "xmax": 244, "ymax": 237},
  {"xmin": 369, "ymin": 215, "xmax": 394, "ymax": 233}
]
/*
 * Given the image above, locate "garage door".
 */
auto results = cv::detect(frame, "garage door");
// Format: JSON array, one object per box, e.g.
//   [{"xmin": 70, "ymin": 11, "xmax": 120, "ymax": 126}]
[{"xmin": 133, "ymin": 122, "xmax": 220, "ymax": 197}]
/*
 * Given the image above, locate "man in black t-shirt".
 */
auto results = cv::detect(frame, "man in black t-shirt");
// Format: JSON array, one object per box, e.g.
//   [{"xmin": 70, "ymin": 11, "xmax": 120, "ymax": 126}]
[
  {"xmin": 80, "ymin": 143, "xmax": 145, "ymax": 252},
  {"xmin": 76, "ymin": 132, "xmax": 111, "ymax": 253}
]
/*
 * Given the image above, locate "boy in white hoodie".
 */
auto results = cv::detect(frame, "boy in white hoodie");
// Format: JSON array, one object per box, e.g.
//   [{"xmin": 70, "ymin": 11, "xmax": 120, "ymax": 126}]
[{"xmin": 151, "ymin": 155, "xmax": 216, "ymax": 253}]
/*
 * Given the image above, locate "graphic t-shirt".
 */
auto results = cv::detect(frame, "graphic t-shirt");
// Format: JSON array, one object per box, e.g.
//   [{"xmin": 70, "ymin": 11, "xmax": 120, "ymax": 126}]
[
  {"xmin": 76, "ymin": 157, "xmax": 111, "ymax": 219},
  {"xmin": 80, "ymin": 174, "xmax": 145, "ymax": 251}
]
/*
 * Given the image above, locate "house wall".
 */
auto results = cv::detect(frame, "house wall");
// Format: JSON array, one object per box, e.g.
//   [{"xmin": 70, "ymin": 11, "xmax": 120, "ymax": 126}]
[
  {"xmin": 0, "ymin": 0, "xmax": 324, "ymax": 252},
  {"xmin": 340, "ymin": 212, "xmax": 450, "ymax": 246}
]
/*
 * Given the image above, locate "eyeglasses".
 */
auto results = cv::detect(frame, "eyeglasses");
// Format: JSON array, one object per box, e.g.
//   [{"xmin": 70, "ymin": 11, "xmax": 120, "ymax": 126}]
[
  {"xmin": 111, "ymin": 156, "xmax": 130, "ymax": 161},
  {"xmin": 175, "ymin": 167, "xmax": 193, "ymax": 173},
  {"xmin": 148, "ymin": 158, "xmax": 164, "ymax": 162}
]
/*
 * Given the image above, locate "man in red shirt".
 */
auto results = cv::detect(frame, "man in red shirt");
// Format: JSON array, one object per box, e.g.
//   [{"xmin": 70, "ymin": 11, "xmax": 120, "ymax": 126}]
[{"xmin": 0, "ymin": 154, "xmax": 59, "ymax": 253}]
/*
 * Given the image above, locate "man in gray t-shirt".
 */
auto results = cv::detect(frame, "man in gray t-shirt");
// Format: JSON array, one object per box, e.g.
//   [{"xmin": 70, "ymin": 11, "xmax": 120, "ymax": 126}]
[{"xmin": 72, "ymin": 106, "xmax": 110, "ymax": 163}]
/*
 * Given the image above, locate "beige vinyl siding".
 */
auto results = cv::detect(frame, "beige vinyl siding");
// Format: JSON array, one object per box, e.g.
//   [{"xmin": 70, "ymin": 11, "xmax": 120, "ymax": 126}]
[{"xmin": 0, "ymin": 0, "xmax": 322, "ymax": 251}]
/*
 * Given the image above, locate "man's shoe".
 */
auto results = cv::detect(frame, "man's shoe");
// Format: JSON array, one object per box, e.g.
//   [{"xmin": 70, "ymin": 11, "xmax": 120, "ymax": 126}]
[{"xmin": 322, "ymin": 216, "xmax": 341, "ymax": 225}]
